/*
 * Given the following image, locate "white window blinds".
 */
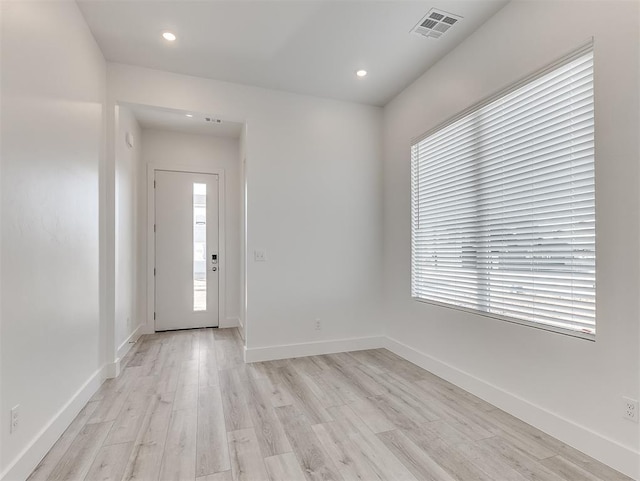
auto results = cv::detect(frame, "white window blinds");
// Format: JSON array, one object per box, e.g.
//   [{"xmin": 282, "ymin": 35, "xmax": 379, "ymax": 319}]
[{"xmin": 411, "ymin": 45, "xmax": 595, "ymax": 338}]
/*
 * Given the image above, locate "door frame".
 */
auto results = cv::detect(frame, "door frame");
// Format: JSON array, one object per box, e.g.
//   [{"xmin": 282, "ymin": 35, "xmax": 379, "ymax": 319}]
[{"xmin": 146, "ymin": 163, "xmax": 226, "ymax": 332}]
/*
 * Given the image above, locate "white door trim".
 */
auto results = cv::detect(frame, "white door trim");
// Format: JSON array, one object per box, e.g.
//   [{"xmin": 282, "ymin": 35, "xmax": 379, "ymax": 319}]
[{"xmin": 146, "ymin": 162, "xmax": 226, "ymax": 332}]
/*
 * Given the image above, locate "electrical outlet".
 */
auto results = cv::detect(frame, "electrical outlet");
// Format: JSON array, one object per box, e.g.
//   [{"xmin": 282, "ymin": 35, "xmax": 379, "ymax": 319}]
[
  {"xmin": 254, "ymin": 250, "xmax": 266, "ymax": 262},
  {"xmin": 314, "ymin": 319, "xmax": 322, "ymax": 331},
  {"xmin": 10, "ymin": 405, "xmax": 19, "ymax": 433},
  {"xmin": 623, "ymin": 397, "xmax": 638, "ymax": 422}
]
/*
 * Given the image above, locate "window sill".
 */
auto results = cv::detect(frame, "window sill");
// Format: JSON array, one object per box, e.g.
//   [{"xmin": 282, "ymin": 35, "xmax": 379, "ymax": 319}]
[{"xmin": 412, "ymin": 296, "xmax": 596, "ymax": 342}]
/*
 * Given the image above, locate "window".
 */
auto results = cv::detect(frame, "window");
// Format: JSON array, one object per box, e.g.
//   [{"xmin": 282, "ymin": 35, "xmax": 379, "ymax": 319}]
[
  {"xmin": 193, "ymin": 183, "xmax": 207, "ymax": 311},
  {"xmin": 411, "ymin": 44, "xmax": 595, "ymax": 338}
]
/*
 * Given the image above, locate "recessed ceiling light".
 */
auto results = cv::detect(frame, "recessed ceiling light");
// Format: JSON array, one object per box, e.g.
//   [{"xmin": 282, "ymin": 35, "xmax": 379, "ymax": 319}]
[
  {"xmin": 185, "ymin": 114, "xmax": 193, "ymax": 118},
  {"xmin": 162, "ymin": 32, "xmax": 176, "ymax": 42},
  {"xmin": 356, "ymin": 69, "xmax": 368, "ymax": 78}
]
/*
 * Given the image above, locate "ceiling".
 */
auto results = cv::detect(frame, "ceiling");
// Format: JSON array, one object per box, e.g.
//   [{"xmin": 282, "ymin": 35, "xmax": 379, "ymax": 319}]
[
  {"xmin": 126, "ymin": 103, "xmax": 244, "ymax": 138},
  {"xmin": 79, "ymin": 0, "xmax": 508, "ymax": 106}
]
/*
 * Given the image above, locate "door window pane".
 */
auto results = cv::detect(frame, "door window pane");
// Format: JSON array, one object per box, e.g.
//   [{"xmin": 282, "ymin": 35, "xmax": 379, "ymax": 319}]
[{"xmin": 193, "ymin": 183, "xmax": 206, "ymax": 311}]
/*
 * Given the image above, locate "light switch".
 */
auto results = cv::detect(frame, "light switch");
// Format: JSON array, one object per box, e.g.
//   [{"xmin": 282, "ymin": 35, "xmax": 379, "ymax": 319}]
[{"xmin": 254, "ymin": 250, "xmax": 266, "ymax": 262}]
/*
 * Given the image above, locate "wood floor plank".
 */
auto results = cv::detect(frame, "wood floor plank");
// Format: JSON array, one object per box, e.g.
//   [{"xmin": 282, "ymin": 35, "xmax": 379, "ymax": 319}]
[
  {"xmin": 228, "ymin": 428, "xmax": 270, "ymax": 481},
  {"xmin": 103, "ymin": 382, "xmax": 153, "ymax": 445},
  {"xmin": 213, "ymin": 328, "xmax": 239, "ymax": 341},
  {"xmin": 246, "ymin": 373, "xmax": 292, "ymax": 457},
  {"xmin": 254, "ymin": 376, "xmax": 294, "ymax": 408},
  {"xmin": 400, "ymin": 423, "xmax": 495, "ymax": 481},
  {"xmin": 407, "ymin": 380, "xmax": 499, "ymax": 441},
  {"xmin": 88, "ymin": 368, "xmax": 140, "ymax": 424},
  {"xmin": 312, "ymin": 422, "xmax": 383, "ymax": 481},
  {"xmin": 480, "ymin": 436, "xmax": 566, "ymax": 481},
  {"xmin": 248, "ymin": 360, "xmax": 290, "ymax": 384},
  {"xmin": 196, "ymin": 385, "xmax": 231, "ymax": 476},
  {"xmin": 161, "ymin": 336, "xmax": 183, "ymax": 369},
  {"xmin": 173, "ymin": 382, "xmax": 199, "ymax": 412},
  {"xmin": 344, "ymin": 350, "xmax": 392, "ymax": 373},
  {"xmin": 293, "ymin": 370, "xmax": 345, "ymax": 410},
  {"xmin": 119, "ymin": 341, "xmax": 143, "ymax": 368},
  {"xmin": 377, "ymin": 430, "xmax": 456, "ymax": 481},
  {"xmin": 215, "ymin": 329, "xmax": 244, "ymax": 369},
  {"xmin": 420, "ymin": 419, "xmax": 474, "ymax": 446},
  {"xmin": 362, "ymin": 370, "xmax": 443, "ymax": 422},
  {"xmin": 196, "ymin": 471, "xmax": 233, "ymax": 481},
  {"xmin": 177, "ymin": 359, "xmax": 201, "ymax": 389},
  {"xmin": 366, "ymin": 349, "xmax": 429, "ymax": 382},
  {"xmin": 415, "ymin": 381, "xmax": 496, "ymax": 426},
  {"xmin": 541, "ymin": 455, "xmax": 607, "ymax": 481},
  {"xmin": 455, "ymin": 441, "xmax": 529, "ymax": 481},
  {"xmin": 277, "ymin": 365, "xmax": 333, "ymax": 425},
  {"xmin": 126, "ymin": 340, "xmax": 155, "ymax": 368},
  {"xmin": 90, "ymin": 378, "xmax": 118, "ymax": 403},
  {"xmin": 199, "ymin": 345, "xmax": 220, "ymax": 388},
  {"xmin": 322, "ymin": 355, "xmax": 385, "ymax": 398},
  {"xmin": 121, "ymin": 391, "xmax": 175, "ymax": 481},
  {"xmin": 47, "ymin": 421, "xmax": 113, "ymax": 481},
  {"xmin": 290, "ymin": 355, "xmax": 327, "ymax": 376},
  {"xmin": 246, "ymin": 361, "xmax": 275, "ymax": 380},
  {"xmin": 488, "ymin": 409, "xmax": 632, "ymax": 480},
  {"xmin": 156, "ymin": 362, "xmax": 180, "ymax": 393},
  {"xmin": 182, "ymin": 331, "xmax": 202, "ymax": 361},
  {"xmin": 159, "ymin": 408, "xmax": 197, "ymax": 481},
  {"xmin": 27, "ymin": 402, "xmax": 100, "ymax": 481},
  {"xmin": 142, "ymin": 341, "xmax": 167, "ymax": 376},
  {"xmin": 198, "ymin": 328, "xmax": 216, "ymax": 351},
  {"xmin": 83, "ymin": 441, "xmax": 133, "ymax": 481},
  {"xmin": 312, "ymin": 369, "xmax": 360, "ymax": 405},
  {"xmin": 367, "ymin": 393, "xmax": 433, "ymax": 430},
  {"xmin": 275, "ymin": 404, "xmax": 343, "ymax": 481},
  {"xmin": 551, "ymin": 445, "xmax": 633, "ymax": 481},
  {"xmin": 347, "ymin": 397, "xmax": 395, "ymax": 433},
  {"xmin": 264, "ymin": 453, "xmax": 307, "ymax": 481},
  {"xmin": 308, "ymin": 355, "xmax": 376, "ymax": 405},
  {"xmin": 475, "ymin": 409, "xmax": 555, "ymax": 460},
  {"xmin": 325, "ymin": 405, "xmax": 418, "ymax": 481},
  {"xmin": 219, "ymin": 367, "xmax": 254, "ymax": 431}
]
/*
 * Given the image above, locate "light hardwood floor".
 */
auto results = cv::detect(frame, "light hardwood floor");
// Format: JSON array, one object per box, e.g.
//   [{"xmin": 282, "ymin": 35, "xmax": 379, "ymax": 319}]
[{"xmin": 28, "ymin": 328, "xmax": 631, "ymax": 481}]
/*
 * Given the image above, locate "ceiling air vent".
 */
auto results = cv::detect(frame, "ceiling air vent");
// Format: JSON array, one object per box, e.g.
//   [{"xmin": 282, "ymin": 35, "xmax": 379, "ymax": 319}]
[{"xmin": 412, "ymin": 8, "xmax": 463, "ymax": 39}]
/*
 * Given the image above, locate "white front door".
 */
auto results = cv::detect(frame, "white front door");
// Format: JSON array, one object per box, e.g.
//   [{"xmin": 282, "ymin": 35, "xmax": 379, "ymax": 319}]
[{"xmin": 155, "ymin": 170, "xmax": 219, "ymax": 330}]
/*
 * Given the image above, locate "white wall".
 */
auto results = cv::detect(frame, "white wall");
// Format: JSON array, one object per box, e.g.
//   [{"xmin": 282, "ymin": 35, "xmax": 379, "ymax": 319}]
[
  {"xmin": 0, "ymin": 1, "xmax": 106, "ymax": 479},
  {"xmin": 239, "ymin": 125, "xmax": 247, "ymax": 339},
  {"xmin": 139, "ymin": 128, "xmax": 241, "ymax": 324},
  {"xmin": 107, "ymin": 64, "xmax": 384, "ymax": 354},
  {"xmin": 115, "ymin": 106, "xmax": 142, "ymax": 351},
  {"xmin": 382, "ymin": 0, "xmax": 639, "ymax": 477}
]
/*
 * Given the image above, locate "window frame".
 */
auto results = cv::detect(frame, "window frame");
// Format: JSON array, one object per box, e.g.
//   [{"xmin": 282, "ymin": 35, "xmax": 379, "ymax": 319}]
[{"xmin": 410, "ymin": 41, "xmax": 596, "ymax": 341}]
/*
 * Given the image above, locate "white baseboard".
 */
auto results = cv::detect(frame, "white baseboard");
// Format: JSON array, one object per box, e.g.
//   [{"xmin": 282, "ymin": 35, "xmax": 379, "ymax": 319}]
[
  {"xmin": 244, "ymin": 336, "xmax": 385, "ymax": 363},
  {"xmin": 140, "ymin": 321, "xmax": 155, "ymax": 335},
  {"xmin": 384, "ymin": 336, "xmax": 640, "ymax": 480},
  {"xmin": 219, "ymin": 317, "xmax": 240, "ymax": 329},
  {"xmin": 0, "ymin": 365, "xmax": 107, "ymax": 481},
  {"xmin": 104, "ymin": 358, "xmax": 121, "ymax": 379},
  {"xmin": 237, "ymin": 317, "xmax": 245, "ymax": 340},
  {"xmin": 237, "ymin": 324, "xmax": 245, "ymax": 341},
  {"xmin": 116, "ymin": 324, "xmax": 143, "ymax": 361}
]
